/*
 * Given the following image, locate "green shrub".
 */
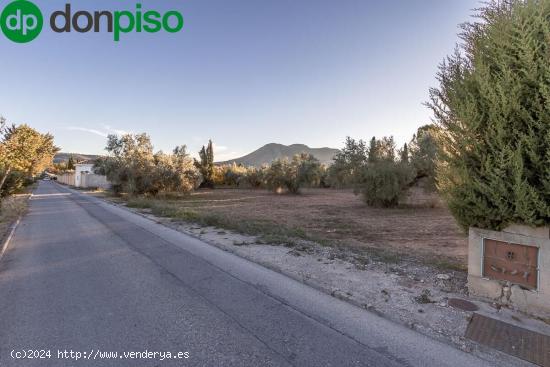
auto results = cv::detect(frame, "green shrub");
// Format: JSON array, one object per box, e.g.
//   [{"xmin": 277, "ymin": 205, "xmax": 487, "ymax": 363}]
[
  {"xmin": 427, "ymin": 0, "xmax": 550, "ymax": 230},
  {"xmin": 223, "ymin": 164, "xmax": 247, "ymax": 186},
  {"xmin": 0, "ymin": 171, "xmax": 25, "ymax": 197},
  {"xmin": 210, "ymin": 164, "xmax": 265, "ymax": 188},
  {"xmin": 327, "ymin": 137, "xmax": 368, "ymax": 188},
  {"xmin": 368, "ymin": 136, "xmax": 396, "ymax": 163},
  {"xmin": 330, "ymin": 135, "xmax": 416, "ymax": 207},
  {"xmin": 0, "ymin": 122, "xmax": 58, "ymax": 196},
  {"xmin": 357, "ymin": 161, "xmax": 415, "ymax": 207},
  {"xmin": 318, "ymin": 165, "xmax": 331, "ymax": 188},
  {"xmin": 97, "ymin": 134, "xmax": 200, "ymax": 196},
  {"xmin": 239, "ymin": 167, "xmax": 265, "ymax": 188},
  {"xmin": 265, "ymin": 159, "xmax": 290, "ymax": 192},
  {"xmin": 265, "ymin": 153, "xmax": 321, "ymax": 194}
]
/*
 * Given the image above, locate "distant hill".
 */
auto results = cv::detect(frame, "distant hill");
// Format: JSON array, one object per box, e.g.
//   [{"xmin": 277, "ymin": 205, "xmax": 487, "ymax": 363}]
[
  {"xmin": 218, "ymin": 143, "xmax": 339, "ymax": 167},
  {"xmin": 54, "ymin": 153, "xmax": 101, "ymax": 164}
]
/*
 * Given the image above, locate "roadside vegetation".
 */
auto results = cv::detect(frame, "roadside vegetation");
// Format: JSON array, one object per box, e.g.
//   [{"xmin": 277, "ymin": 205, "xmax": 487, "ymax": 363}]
[
  {"xmin": 89, "ymin": 0, "xmax": 549, "ymax": 272},
  {"xmin": 0, "ymin": 116, "xmax": 52, "ymax": 240},
  {"xmin": 0, "ymin": 116, "xmax": 58, "ymax": 208},
  {"xmin": 97, "ymin": 125, "xmax": 438, "ymax": 203},
  {"xmin": 92, "ymin": 116, "xmax": 450, "ymax": 270},
  {"xmin": 94, "ymin": 133, "xmax": 201, "ymax": 196},
  {"xmin": 427, "ymin": 0, "xmax": 550, "ymax": 231},
  {"xmin": 100, "ymin": 188, "xmax": 466, "ymax": 271},
  {"xmin": 0, "ymin": 195, "xmax": 29, "ymax": 242},
  {"xmin": 194, "ymin": 140, "xmax": 215, "ymax": 188},
  {"xmin": 264, "ymin": 153, "xmax": 322, "ymax": 194},
  {"xmin": 49, "ymin": 155, "xmax": 76, "ymax": 174}
]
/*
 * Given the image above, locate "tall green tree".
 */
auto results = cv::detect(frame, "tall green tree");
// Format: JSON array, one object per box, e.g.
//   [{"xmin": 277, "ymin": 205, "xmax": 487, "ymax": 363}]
[
  {"xmin": 356, "ymin": 136, "xmax": 415, "ymax": 207},
  {"xmin": 102, "ymin": 133, "xmax": 155, "ymax": 194},
  {"xmin": 98, "ymin": 133, "xmax": 200, "ymax": 195},
  {"xmin": 367, "ymin": 137, "xmax": 379, "ymax": 163},
  {"xmin": 357, "ymin": 160, "xmax": 415, "ymax": 207},
  {"xmin": 265, "ymin": 153, "xmax": 321, "ymax": 194},
  {"xmin": 67, "ymin": 155, "xmax": 76, "ymax": 170},
  {"xmin": 195, "ymin": 140, "xmax": 215, "ymax": 188},
  {"xmin": 427, "ymin": 0, "xmax": 550, "ymax": 230},
  {"xmin": 409, "ymin": 124, "xmax": 439, "ymax": 190},
  {"xmin": 399, "ymin": 143, "xmax": 409, "ymax": 163},
  {"xmin": 368, "ymin": 136, "xmax": 396, "ymax": 163},
  {"xmin": 0, "ymin": 124, "xmax": 59, "ymax": 194},
  {"xmin": 328, "ymin": 137, "xmax": 368, "ymax": 187}
]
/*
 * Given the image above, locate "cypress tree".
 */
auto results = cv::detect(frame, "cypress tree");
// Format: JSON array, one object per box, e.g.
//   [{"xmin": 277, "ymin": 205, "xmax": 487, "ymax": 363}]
[
  {"xmin": 400, "ymin": 143, "xmax": 409, "ymax": 163},
  {"xmin": 367, "ymin": 137, "xmax": 379, "ymax": 163},
  {"xmin": 195, "ymin": 140, "xmax": 215, "ymax": 188},
  {"xmin": 67, "ymin": 156, "xmax": 76, "ymax": 170},
  {"xmin": 428, "ymin": 0, "xmax": 550, "ymax": 230}
]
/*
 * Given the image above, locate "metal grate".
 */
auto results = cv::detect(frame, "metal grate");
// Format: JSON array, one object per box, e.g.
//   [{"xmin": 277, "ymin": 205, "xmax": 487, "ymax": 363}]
[
  {"xmin": 466, "ymin": 313, "xmax": 550, "ymax": 366},
  {"xmin": 448, "ymin": 298, "xmax": 479, "ymax": 312}
]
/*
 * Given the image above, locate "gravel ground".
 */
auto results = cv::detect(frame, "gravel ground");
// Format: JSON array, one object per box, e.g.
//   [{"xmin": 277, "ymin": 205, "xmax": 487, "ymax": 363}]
[{"xmin": 92, "ymin": 190, "xmax": 547, "ymax": 363}]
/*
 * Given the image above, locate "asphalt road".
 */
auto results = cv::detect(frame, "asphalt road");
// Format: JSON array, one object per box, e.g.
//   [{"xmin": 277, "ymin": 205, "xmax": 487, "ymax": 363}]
[{"xmin": 0, "ymin": 181, "xmax": 516, "ymax": 367}]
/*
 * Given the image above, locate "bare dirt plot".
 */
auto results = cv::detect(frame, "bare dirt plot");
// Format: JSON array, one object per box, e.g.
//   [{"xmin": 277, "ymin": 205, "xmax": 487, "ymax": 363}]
[
  {"xmin": 123, "ymin": 188, "xmax": 467, "ymax": 267},
  {"xmin": 93, "ymin": 185, "xmax": 546, "ymax": 363}
]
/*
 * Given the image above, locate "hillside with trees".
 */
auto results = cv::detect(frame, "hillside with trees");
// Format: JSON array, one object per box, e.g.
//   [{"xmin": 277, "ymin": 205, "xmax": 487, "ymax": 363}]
[
  {"xmin": 219, "ymin": 143, "xmax": 338, "ymax": 167},
  {"xmin": 53, "ymin": 153, "xmax": 100, "ymax": 164}
]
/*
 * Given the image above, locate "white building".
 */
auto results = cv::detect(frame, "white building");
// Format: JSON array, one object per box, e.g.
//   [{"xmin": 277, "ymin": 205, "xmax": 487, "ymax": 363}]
[{"xmin": 74, "ymin": 163, "xmax": 94, "ymax": 188}]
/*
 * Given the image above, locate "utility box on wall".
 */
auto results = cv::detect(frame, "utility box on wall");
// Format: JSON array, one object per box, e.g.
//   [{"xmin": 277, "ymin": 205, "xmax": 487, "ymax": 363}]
[
  {"xmin": 468, "ymin": 225, "xmax": 549, "ymax": 318},
  {"xmin": 482, "ymin": 239, "xmax": 539, "ymax": 290}
]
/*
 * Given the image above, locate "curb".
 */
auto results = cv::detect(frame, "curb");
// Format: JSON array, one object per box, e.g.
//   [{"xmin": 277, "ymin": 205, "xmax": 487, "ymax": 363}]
[
  {"xmin": 0, "ymin": 214, "xmax": 23, "ymax": 261},
  {"xmin": 104, "ymin": 200, "xmax": 522, "ymax": 365},
  {"xmin": 90, "ymin": 195, "xmax": 486, "ymax": 350},
  {"xmin": 60, "ymin": 184, "xmax": 527, "ymax": 367},
  {"xmin": 0, "ymin": 193, "xmax": 33, "ymax": 262}
]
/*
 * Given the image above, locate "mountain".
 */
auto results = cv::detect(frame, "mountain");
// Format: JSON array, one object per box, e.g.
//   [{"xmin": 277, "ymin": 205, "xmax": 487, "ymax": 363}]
[
  {"xmin": 218, "ymin": 143, "xmax": 339, "ymax": 167},
  {"xmin": 54, "ymin": 153, "xmax": 101, "ymax": 164}
]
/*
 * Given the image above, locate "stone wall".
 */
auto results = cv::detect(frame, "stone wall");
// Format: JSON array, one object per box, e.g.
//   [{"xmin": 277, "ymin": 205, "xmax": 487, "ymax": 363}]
[
  {"xmin": 57, "ymin": 172, "xmax": 75, "ymax": 186},
  {"xmin": 80, "ymin": 173, "xmax": 111, "ymax": 190},
  {"xmin": 56, "ymin": 172, "xmax": 110, "ymax": 190}
]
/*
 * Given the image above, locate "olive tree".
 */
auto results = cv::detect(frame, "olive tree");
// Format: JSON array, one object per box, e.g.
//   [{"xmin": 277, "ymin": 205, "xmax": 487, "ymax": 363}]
[
  {"xmin": 265, "ymin": 153, "xmax": 321, "ymax": 194},
  {"xmin": 97, "ymin": 133, "xmax": 200, "ymax": 195}
]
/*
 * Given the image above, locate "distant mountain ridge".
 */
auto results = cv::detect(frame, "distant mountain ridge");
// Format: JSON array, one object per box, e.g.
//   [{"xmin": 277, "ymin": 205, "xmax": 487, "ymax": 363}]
[
  {"xmin": 54, "ymin": 153, "xmax": 101, "ymax": 163},
  {"xmin": 218, "ymin": 143, "xmax": 339, "ymax": 167}
]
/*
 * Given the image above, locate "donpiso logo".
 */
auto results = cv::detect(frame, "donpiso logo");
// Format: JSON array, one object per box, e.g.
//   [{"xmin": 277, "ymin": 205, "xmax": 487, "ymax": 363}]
[
  {"xmin": 0, "ymin": 0, "xmax": 43, "ymax": 43},
  {"xmin": 1, "ymin": 0, "xmax": 184, "ymax": 43}
]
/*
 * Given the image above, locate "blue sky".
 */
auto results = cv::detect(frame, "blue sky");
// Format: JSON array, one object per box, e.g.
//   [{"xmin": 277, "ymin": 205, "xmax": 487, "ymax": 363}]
[{"xmin": 0, "ymin": 0, "xmax": 479, "ymax": 159}]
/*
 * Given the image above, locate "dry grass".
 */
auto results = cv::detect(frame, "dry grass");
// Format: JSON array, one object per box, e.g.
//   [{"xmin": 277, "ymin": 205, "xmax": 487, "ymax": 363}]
[
  {"xmin": 111, "ymin": 188, "xmax": 468, "ymax": 270},
  {"xmin": 0, "ymin": 195, "xmax": 29, "ymax": 242}
]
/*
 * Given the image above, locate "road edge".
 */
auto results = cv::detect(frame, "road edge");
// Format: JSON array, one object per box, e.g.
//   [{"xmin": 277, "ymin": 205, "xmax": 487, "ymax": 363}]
[
  {"xmin": 56, "ymin": 183, "xmax": 530, "ymax": 367},
  {"xmin": 0, "ymin": 192, "xmax": 33, "ymax": 262},
  {"xmin": 0, "ymin": 213, "xmax": 23, "ymax": 261}
]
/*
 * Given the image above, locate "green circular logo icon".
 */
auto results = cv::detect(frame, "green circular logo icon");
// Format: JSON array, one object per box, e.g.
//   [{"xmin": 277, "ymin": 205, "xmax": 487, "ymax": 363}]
[{"xmin": 1, "ymin": 0, "xmax": 43, "ymax": 43}]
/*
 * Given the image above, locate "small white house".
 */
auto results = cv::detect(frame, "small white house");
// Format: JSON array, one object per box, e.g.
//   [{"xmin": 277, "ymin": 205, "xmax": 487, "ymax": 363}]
[{"xmin": 74, "ymin": 163, "xmax": 94, "ymax": 188}]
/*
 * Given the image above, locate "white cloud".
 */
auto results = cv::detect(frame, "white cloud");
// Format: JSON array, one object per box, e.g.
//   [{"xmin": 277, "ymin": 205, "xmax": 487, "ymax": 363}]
[
  {"xmin": 213, "ymin": 144, "xmax": 228, "ymax": 152},
  {"xmin": 66, "ymin": 126, "xmax": 108, "ymax": 138},
  {"xmin": 215, "ymin": 151, "xmax": 242, "ymax": 161},
  {"xmin": 66, "ymin": 124, "xmax": 131, "ymax": 138},
  {"xmin": 101, "ymin": 124, "xmax": 130, "ymax": 135}
]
